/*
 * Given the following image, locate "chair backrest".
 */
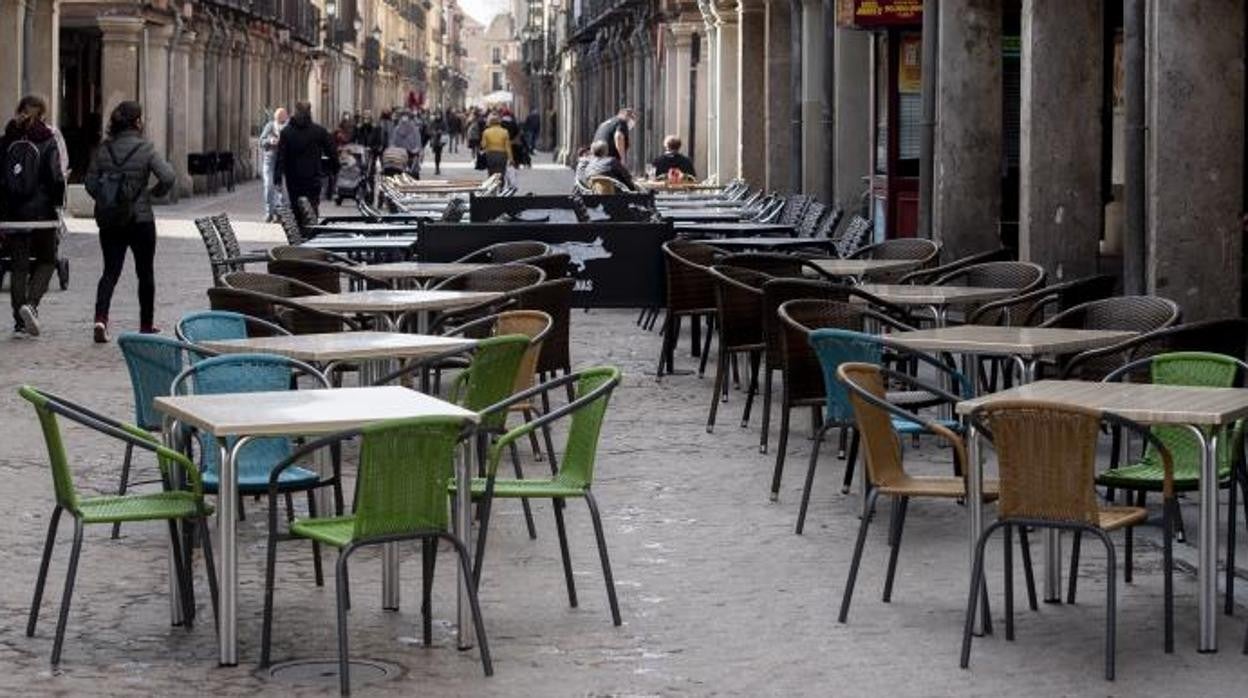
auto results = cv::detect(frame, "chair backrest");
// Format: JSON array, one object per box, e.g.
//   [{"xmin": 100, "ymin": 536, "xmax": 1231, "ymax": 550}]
[
  {"xmin": 588, "ymin": 175, "xmax": 622, "ymax": 195},
  {"xmin": 525, "ymin": 252, "xmax": 571, "ymax": 280},
  {"xmin": 898, "ymin": 248, "xmax": 1014, "ymax": 285},
  {"xmin": 971, "ymin": 400, "xmax": 1105, "ymax": 525},
  {"xmin": 453, "ymin": 334, "xmax": 531, "ymax": 432},
  {"xmin": 777, "ymin": 195, "xmax": 811, "ymax": 226},
  {"xmin": 434, "ymin": 263, "xmax": 545, "ymax": 292},
  {"xmin": 174, "ymin": 353, "xmax": 328, "ymax": 479},
  {"xmin": 211, "ymin": 214, "xmax": 243, "ymax": 259},
  {"xmin": 457, "ymin": 241, "xmax": 550, "ymax": 264},
  {"xmin": 797, "ymin": 200, "xmax": 827, "ymax": 237},
  {"xmin": 295, "ymin": 197, "xmax": 319, "ymax": 227},
  {"xmin": 195, "ymin": 216, "xmax": 226, "ymax": 264},
  {"xmin": 935, "ymin": 261, "xmax": 1045, "ymax": 293},
  {"xmin": 118, "ymin": 333, "xmax": 197, "ymax": 430},
  {"xmin": 496, "ymin": 310, "xmax": 553, "ymax": 393},
  {"xmin": 719, "ymin": 252, "xmax": 809, "ymax": 278},
  {"xmin": 807, "ymin": 325, "xmax": 886, "ymax": 423},
  {"xmin": 835, "ymin": 363, "xmax": 907, "ymax": 489},
  {"xmin": 816, "ymin": 207, "xmax": 845, "ymax": 239},
  {"xmin": 274, "ymin": 205, "xmax": 306, "ymax": 245},
  {"xmin": 176, "ymin": 310, "xmax": 291, "ymax": 344},
  {"xmin": 1126, "ymin": 318, "xmax": 1248, "ymax": 364},
  {"xmin": 851, "ymin": 237, "xmax": 941, "ymax": 264},
  {"xmin": 832, "ymin": 215, "xmax": 872, "ymax": 257},
  {"xmin": 662, "ymin": 240, "xmax": 721, "ymax": 313},
  {"xmin": 1042, "ymin": 295, "xmax": 1181, "ymax": 333},
  {"xmin": 352, "ymin": 416, "xmax": 470, "ymax": 539},
  {"xmin": 516, "ymin": 278, "xmax": 575, "ymax": 375},
  {"xmin": 269, "ymin": 245, "xmax": 348, "ymax": 263},
  {"xmin": 550, "ymin": 367, "xmax": 621, "ymax": 489},
  {"xmin": 222, "ymin": 271, "xmax": 325, "ymax": 298},
  {"xmin": 761, "ymin": 279, "xmax": 852, "ymax": 364},
  {"xmin": 207, "ymin": 287, "xmax": 280, "ymax": 328},
  {"xmin": 708, "ymin": 265, "xmax": 771, "ymax": 349}
]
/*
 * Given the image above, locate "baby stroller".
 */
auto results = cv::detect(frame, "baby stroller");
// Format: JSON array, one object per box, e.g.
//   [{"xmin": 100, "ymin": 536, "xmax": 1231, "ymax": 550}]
[{"xmin": 333, "ymin": 144, "xmax": 372, "ymax": 206}]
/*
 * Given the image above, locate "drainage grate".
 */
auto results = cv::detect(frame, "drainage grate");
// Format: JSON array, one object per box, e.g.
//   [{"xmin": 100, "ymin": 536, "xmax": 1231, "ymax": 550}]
[{"xmin": 261, "ymin": 658, "xmax": 404, "ymax": 688}]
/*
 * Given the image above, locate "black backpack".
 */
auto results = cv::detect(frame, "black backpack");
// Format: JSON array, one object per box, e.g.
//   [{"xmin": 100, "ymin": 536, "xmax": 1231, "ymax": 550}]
[
  {"xmin": 92, "ymin": 142, "xmax": 142, "ymax": 228},
  {"xmin": 2, "ymin": 138, "xmax": 42, "ymax": 206}
]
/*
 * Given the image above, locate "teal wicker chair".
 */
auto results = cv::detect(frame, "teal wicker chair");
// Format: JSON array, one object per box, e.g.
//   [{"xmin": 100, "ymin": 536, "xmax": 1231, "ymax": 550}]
[
  {"xmin": 260, "ymin": 415, "xmax": 491, "ymax": 695},
  {"xmin": 460, "ymin": 366, "xmax": 623, "ymax": 625},
  {"xmin": 19, "ymin": 386, "xmax": 218, "ymax": 666}
]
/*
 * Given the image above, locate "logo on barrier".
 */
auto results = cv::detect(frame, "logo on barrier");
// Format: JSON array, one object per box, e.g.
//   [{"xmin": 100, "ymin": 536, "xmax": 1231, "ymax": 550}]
[{"xmin": 552, "ymin": 237, "xmax": 612, "ymax": 273}]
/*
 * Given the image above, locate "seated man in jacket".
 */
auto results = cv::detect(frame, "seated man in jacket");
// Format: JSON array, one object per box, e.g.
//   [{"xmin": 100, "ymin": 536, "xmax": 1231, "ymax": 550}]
[
  {"xmin": 651, "ymin": 135, "xmax": 696, "ymax": 180},
  {"xmin": 577, "ymin": 140, "xmax": 636, "ymax": 192}
]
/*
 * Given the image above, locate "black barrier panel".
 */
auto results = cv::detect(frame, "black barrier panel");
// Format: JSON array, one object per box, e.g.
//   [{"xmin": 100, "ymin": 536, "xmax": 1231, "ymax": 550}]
[
  {"xmin": 469, "ymin": 193, "xmax": 657, "ymax": 223},
  {"xmin": 418, "ymin": 222, "xmax": 674, "ymax": 308}
]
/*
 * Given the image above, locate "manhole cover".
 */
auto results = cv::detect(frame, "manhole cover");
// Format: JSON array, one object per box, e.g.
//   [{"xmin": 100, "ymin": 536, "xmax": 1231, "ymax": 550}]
[{"xmin": 262, "ymin": 658, "xmax": 404, "ymax": 688}]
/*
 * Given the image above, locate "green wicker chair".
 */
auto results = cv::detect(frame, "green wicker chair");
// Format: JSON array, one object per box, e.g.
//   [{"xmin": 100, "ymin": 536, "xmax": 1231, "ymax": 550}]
[
  {"xmin": 19, "ymin": 386, "xmax": 218, "ymax": 666},
  {"xmin": 459, "ymin": 366, "xmax": 623, "ymax": 626},
  {"xmin": 260, "ymin": 415, "xmax": 491, "ymax": 695},
  {"xmin": 1070, "ymin": 352, "xmax": 1248, "ymax": 611}
]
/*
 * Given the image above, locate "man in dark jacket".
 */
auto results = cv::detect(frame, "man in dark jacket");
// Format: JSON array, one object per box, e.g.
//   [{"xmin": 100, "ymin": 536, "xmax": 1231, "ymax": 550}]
[
  {"xmin": 276, "ymin": 102, "xmax": 337, "ymax": 216},
  {"xmin": 0, "ymin": 95, "xmax": 64, "ymax": 335}
]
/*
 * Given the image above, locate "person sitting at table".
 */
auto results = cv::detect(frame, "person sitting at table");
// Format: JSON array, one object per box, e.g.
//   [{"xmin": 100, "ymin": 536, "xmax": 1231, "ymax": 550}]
[
  {"xmin": 651, "ymin": 135, "xmax": 696, "ymax": 181},
  {"xmin": 578, "ymin": 140, "xmax": 637, "ymax": 192}
]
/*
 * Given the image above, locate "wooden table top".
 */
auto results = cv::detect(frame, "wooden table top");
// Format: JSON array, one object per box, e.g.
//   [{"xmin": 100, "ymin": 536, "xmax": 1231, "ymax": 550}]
[
  {"xmin": 362, "ymin": 262, "xmax": 491, "ymax": 280},
  {"xmin": 957, "ymin": 380, "xmax": 1248, "ymax": 426},
  {"xmin": 856, "ymin": 284, "xmax": 1018, "ymax": 306},
  {"xmin": 297, "ymin": 289, "xmax": 501, "ymax": 314},
  {"xmin": 155, "ymin": 386, "xmax": 478, "ymax": 437},
  {"xmin": 887, "ymin": 325, "xmax": 1136, "ymax": 357},
  {"xmin": 811, "ymin": 258, "xmax": 924, "ymax": 277},
  {"xmin": 199, "ymin": 331, "xmax": 476, "ymax": 362}
]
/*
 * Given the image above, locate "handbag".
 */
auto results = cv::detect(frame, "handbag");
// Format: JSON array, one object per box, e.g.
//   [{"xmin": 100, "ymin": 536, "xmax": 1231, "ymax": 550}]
[{"xmin": 474, "ymin": 152, "xmax": 487, "ymax": 171}]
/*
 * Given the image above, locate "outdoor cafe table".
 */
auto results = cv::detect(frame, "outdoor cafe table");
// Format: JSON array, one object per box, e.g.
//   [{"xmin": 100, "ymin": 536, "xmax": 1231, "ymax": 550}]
[
  {"xmin": 701, "ymin": 236, "xmax": 833, "ymax": 251},
  {"xmin": 302, "ymin": 236, "xmax": 418, "ymax": 259},
  {"xmin": 306, "ymin": 222, "xmax": 421, "ymax": 237},
  {"xmin": 855, "ymin": 284, "xmax": 1019, "ymax": 326},
  {"xmin": 674, "ymin": 222, "xmax": 797, "ymax": 237},
  {"xmin": 297, "ymin": 289, "xmax": 502, "ymax": 332},
  {"xmin": 956, "ymin": 380, "xmax": 1248, "ymax": 652},
  {"xmin": 810, "ymin": 258, "xmax": 923, "ymax": 280},
  {"xmin": 887, "ymin": 325, "xmax": 1138, "ymax": 608},
  {"xmin": 660, "ymin": 209, "xmax": 745, "ymax": 223},
  {"xmin": 362, "ymin": 262, "xmax": 493, "ymax": 287},
  {"xmin": 154, "ymin": 386, "xmax": 481, "ymax": 665}
]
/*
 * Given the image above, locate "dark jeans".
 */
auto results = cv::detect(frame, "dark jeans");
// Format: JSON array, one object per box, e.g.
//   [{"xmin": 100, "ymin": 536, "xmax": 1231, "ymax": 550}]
[
  {"xmin": 94, "ymin": 220, "xmax": 157, "ymax": 327},
  {"xmin": 4, "ymin": 228, "xmax": 57, "ymax": 322},
  {"xmin": 287, "ymin": 184, "xmax": 321, "ymax": 218},
  {"xmin": 432, "ymin": 146, "xmax": 444, "ymax": 174}
]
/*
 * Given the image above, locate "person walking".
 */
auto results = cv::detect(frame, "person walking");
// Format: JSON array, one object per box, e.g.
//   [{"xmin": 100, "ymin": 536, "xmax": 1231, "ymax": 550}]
[
  {"xmin": 390, "ymin": 111, "xmax": 424, "ymax": 178},
  {"xmin": 258, "ymin": 107, "xmax": 288, "ymax": 222},
  {"xmin": 0, "ymin": 95, "xmax": 64, "ymax": 336},
  {"xmin": 593, "ymin": 107, "xmax": 635, "ymax": 163},
  {"xmin": 446, "ymin": 109, "xmax": 462, "ymax": 153},
  {"xmin": 84, "ymin": 101, "xmax": 175, "ymax": 343},
  {"xmin": 275, "ymin": 101, "xmax": 337, "ymax": 217},
  {"xmin": 428, "ymin": 112, "xmax": 446, "ymax": 176},
  {"xmin": 523, "ymin": 108, "xmax": 541, "ymax": 155},
  {"xmin": 480, "ymin": 114, "xmax": 512, "ymax": 176}
]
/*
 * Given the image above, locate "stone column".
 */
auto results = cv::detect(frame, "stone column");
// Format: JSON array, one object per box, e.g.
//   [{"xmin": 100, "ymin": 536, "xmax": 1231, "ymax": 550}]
[
  {"xmin": 834, "ymin": 28, "xmax": 871, "ymax": 212},
  {"xmin": 1018, "ymin": 0, "xmax": 1102, "ymax": 280},
  {"xmin": 187, "ymin": 28, "xmax": 207, "ymax": 192},
  {"xmin": 236, "ymin": 32, "xmax": 252, "ymax": 180},
  {"xmin": 98, "ymin": 17, "xmax": 145, "ymax": 125},
  {"xmin": 215, "ymin": 25, "xmax": 232, "ymax": 165},
  {"xmin": 692, "ymin": 27, "xmax": 709, "ymax": 177},
  {"xmin": 799, "ymin": 0, "xmax": 828, "ymax": 196},
  {"xmin": 29, "ymin": 0, "xmax": 59, "ymax": 115},
  {"xmin": 1147, "ymin": 0, "xmax": 1244, "ymax": 320},
  {"xmin": 763, "ymin": 0, "xmax": 792, "ymax": 191},
  {"xmin": 736, "ymin": 0, "xmax": 766, "ymax": 187},
  {"xmin": 698, "ymin": 3, "xmax": 720, "ymax": 181},
  {"xmin": 144, "ymin": 23, "xmax": 174, "ymax": 163},
  {"xmin": 0, "ymin": 1, "xmax": 21, "ymax": 108},
  {"xmin": 170, "ymin": 28, "xmax": 194, "ymax": 196},
  {"xmin": 934, "ymin": 0, "xmax": 1002, "ymax": 261},
  {"xmin": 712, "ymin": 2, "xmax": 739, "ymax": 182}
]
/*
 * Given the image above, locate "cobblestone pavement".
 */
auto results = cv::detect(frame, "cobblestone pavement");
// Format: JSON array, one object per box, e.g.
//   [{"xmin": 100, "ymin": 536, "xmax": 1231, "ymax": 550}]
[{"xmin": 1, "ymin": 152, "xmax": 1245, "ymax": 696}]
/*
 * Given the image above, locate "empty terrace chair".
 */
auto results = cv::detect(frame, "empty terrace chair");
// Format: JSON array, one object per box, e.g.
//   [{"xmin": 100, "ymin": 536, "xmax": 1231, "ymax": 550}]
[
  {"xmin": 19, "ymin": 386, "xmax": 218, "ymax": 666},
  {"xmin": 269, "ymin": 245, "xmax": 359, "ymax": 266},
  {"xmin": 656, "ymin": 240, "xmax": 721, "ymax": 378},
  {"xmin": 831, "ymin": 215, "xmax": 872, "ymax": 258},
  {"xmin": 1039, "ymin": 295, "xmax": 1181, "ymax": 381},
  {"xmin": 455, "ymin": 241, "xmax": 550, "ymax": 264},
  {"xmin": 962, "ymin": 400, "xmax": 1176, "ymax": 679},
  {"xmin": 259, "ymin": 416, "xmax": 492, "ymax": 695},
  {"xmin": 274, "ymin": 205, "xmax": 306, "ymax": 245},
  {"xmin": 267, "ymin": 258, "xmax": 390, "ymax": 293},
  {"xmin": 433, "ymin": 263, "xmax": 545, "ymax": 293},
  {"xmin": 835, "ymin": 363, "xmax": 1015, "ymax": 623},
  {"xmin": 705, "ymin": 265, "xmax": 771, "ymax": 433},
  {"xmin": 719, "ymin": 252, "xmax": 824, "ymax": 279},
  {"xmin": 796, "ymin": 200, "xmax": 827, "ymax": 237},
  {"xmin": 196, "ymin": 216, "xmax": 260, "ymax": 286},
  {"xmin": 898, "ymin": 248, "xmax": 1014, "ymax": 285},
  {"xmin": 967, "ymin": 274, "xmax": 1118, "ymax": 327},
  {"xmin": 176, "ymin": 309, "xmax": 290, "ymax": 344},
  {"xmin": 849, "ymin": 238, "xmax": 941, "ymax": 280}
]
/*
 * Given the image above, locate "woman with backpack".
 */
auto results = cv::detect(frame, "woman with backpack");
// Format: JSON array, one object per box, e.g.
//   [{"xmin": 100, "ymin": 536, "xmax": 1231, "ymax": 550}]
[
  {"xmin": 0, "ymin": 95, "xmax": 64, "ymax": 337},
  {"xmin": 84, "ymin": 101, "xmax": 175, "ymax": 343}
]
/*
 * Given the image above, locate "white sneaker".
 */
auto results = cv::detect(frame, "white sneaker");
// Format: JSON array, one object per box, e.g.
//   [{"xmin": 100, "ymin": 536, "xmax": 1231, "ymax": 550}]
[{"xmin": 19, "ymin": 305, "xmax": 39, "ymax": 336}]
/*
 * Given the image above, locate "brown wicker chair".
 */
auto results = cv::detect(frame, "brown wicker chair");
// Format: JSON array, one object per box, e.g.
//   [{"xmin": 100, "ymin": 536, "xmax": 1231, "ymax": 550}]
[
  {"xmin": 433, "ymin": 263, "xmax": 545, "ymax": 292},
  {"xmin": 274, "ymin": 204, "xmax": 306, "ymax": 245},
  {"xmin": 718, "ymin": 252, "xmax": 824, "ymax": 279},
  {"xmin": 1040, "ymin": 295, "xmax": 1181, "ymax": 381},
  {"xmin": 962, "ymin": 400, "xmax": 1175, "ymax": 679},
  {"xmin": 776, "ymin": 195, "xmax": 812, "ymax": 227},
  {"xmin": 454, "ymin": 241, "xmax": 550, "ymax": 264},
  {"xmin": 831, "ymin": 214, "xmax": 871, "ymax": 257},
  {"xmin": 967, "ymin": 274, "xmax": 1118, "ymax": 327},
  {"xmin": 221, "ymin": 270, "xmax": 324, "ymax": 298},
  {"xmin": 836, "ymin": 362, "xmax": 1014, "ymax": 625},
  {"xmin": 206, "ymin": 286, "xmax": 362, "ymax": 335},
  {"xmin": 850, "ymin": 238, "xmax": 941, "ymax": 280},
  {"xmin": 796, "ymin": 200, "xmax": 827, "ymax": 237},
  {"xmin": 268, "ymin": 258, "xmax": 390, "ymax": 293},
  {"xmin": 524, "ymin": 252, "xmax": 572, "ymax": 280},
  {"xmin": 516, "ymin": 279, "xmax": 575, "ymax": 385},
  {"xmin": 268, "ymin": 245, "xmax": 359, "ymax": 266},
  {"xmin": 705, "ymin": 265, "xmax": 771, "ymax": 433},
  {"xmin": 656, "ymin": 240, "xmax": 722, "ymax": 378},
  {"xmin": 934, "ymin": 261, "xmax": 1045, "ymax": 294},
  {"xmin": 897, "ymin": 248, "xmax": 1014, "ymax": 285}
]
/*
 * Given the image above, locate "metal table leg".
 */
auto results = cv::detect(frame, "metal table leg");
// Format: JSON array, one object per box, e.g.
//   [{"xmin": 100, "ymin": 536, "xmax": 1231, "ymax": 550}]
[
  {"xmin": 217, "ymin": 437, "xmax": 247, "ymax": 666},
  {"xmin": 455, "ymin": 439, "xmax": 475, "ymax": 649},
  {"xmin": 964, "ymin": 354, "xmax": 987, "ymax": 635},
  {"xmin": 1188, "ymin": 425, "xmax": 1220, "ymax": 652},
  {"xmin": 164, "ymin": 416, "xmax": 186, "ymax": 626}
]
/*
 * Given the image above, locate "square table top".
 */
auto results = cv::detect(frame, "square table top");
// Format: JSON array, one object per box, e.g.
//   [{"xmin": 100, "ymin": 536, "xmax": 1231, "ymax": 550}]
[
  {"xmin": 887, "ymin": 325, "xmax": 1136, "ymax": 357},
  {"xmin": 674, "ymin": 222, "xmax": 798, "ymax": 235},
  {"xmin": 856, "ymin": 283, "xmax": 1018, "ymax": 306},
  {"xmin": 811, "ymin": 258, "xmax": 923, "ymax": 277},
  {"xmin": 198, "ymin": 331, "xmax": 476, "ymax": 362},
  {"xmin": 307, "ymin": 222, "xmax": 420, "ymax": 235},
  {"xmin": 155, "ymin": 386, "xmax": 478, "ymax": 437},
  {"xmin": 297, "ymin": 289, "xmax": 501, "ymax": 314},
  {"xmin": 362, "ymin": 262, "xmax": 492, "ymax": 281},
  {"xmin": 662, "ymin": 211, "xmax": 744, "ymax": 222},
  {"xmin": 956, "ymin": 379, "xmax": 1248, "ymax": 426},
  {"xmin": 302, "ymin": 237, "xmax": 417, "ymax": 251},
  {"xmin": 702, "ymin": 236, "xmax": 825, "ymax": 249}
]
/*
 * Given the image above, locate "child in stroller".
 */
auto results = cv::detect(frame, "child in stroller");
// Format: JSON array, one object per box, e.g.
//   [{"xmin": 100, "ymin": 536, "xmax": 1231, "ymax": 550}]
[{"xmin": 333, "ymin": 143, "xmax": 372, "ymax": 205}]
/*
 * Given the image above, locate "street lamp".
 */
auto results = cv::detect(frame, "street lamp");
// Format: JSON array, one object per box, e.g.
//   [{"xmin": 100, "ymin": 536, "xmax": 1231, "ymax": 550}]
[
  {"xmin": 325, "ymin": 0, "xmax": 337, "ymax": 18},
  {"xmin": 372, "ymin": 26, "xmax": 382, "ymax": 43}
]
